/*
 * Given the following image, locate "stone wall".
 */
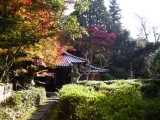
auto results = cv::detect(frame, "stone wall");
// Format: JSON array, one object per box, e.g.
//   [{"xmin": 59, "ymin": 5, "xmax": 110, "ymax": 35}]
[{"xmin": 0, "ymin": 83, "xmax": 13, "ymax": 103}]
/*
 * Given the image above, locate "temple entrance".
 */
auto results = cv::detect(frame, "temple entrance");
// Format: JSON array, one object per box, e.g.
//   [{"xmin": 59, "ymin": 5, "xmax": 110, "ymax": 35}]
[{"xmin": 55, "ymin": 68, "xmax": 71, "ymax": 89}]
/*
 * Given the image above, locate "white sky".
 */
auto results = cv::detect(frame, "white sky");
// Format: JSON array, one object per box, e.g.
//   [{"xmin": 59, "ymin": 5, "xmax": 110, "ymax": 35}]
[{"xmin": 105, "ymin": 0, "xmax": 160, "ymax": 40}]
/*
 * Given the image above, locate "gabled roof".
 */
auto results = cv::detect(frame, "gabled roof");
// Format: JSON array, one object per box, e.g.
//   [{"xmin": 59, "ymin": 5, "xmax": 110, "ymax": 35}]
[
  {"xmin": 56, "ymin": 52, "xmax": 108, "ymax": 73},
  {"xmin": 64, "ymin": 52, "xmax": 87, "ymax": 63},
  {"xmin": 56, "ymin": 52, "xmax": 87, "ymax": 67}
]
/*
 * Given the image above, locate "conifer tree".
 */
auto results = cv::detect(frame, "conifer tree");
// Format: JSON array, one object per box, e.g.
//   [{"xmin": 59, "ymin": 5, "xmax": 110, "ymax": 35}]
[{"xmin": 72, "ymin": 0, "xmax": 112, "ymax": 27}]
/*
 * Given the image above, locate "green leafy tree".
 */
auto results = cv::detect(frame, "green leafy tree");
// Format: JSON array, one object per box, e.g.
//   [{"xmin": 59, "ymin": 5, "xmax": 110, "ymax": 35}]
[
  {"xmin": 130, "ymin": 42, "xmax": 160, "ymax": 78},
  {"xmin": 149, "ymin": 47, "xmax": 160, "ymax": 77}
]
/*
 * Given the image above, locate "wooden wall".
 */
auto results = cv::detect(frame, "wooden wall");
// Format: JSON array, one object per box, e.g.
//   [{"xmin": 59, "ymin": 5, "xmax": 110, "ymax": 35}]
[{"xmin": 80, "ymin": 73, "xmax": 101, "ymax": 80}]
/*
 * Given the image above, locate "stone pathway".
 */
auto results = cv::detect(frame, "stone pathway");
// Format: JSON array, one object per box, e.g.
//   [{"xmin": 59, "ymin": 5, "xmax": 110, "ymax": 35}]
[{"xmin": 28, "ymin": 92, "xmax": 58, "ymax": 120}]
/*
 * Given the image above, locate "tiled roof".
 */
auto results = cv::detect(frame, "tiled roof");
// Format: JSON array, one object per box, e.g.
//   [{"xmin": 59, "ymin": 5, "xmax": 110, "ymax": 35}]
[
  {"xmin": 56, "ymin": 60, "xmax": 72, "ymax": 67},
  {"xmin": 56, "ymin": 52, "xmax": 87, "ymax": 67},
  {"xmin": 64, "ymin": 52, "xmax": 87, "ymax": 63},
  {"xmin": 56, "ymin": 52, "xmax": 108, "ymax": 73}
]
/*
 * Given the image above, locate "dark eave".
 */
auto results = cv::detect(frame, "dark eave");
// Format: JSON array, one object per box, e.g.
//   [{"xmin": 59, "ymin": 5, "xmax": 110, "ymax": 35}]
[{"xmin": 83, "ymin": 64, "xmax": 108, "ymax": 73}]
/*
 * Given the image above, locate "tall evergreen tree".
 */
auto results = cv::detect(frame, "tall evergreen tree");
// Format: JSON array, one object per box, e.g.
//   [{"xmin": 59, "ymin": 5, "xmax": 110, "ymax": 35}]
[
  {"xmin": 108, "ymin": 0, "xmax": 133, "ymax": 55},
  {"xmin": 107, "ymin": 0, "xmax": 138, "ymax": 79},
  {"xmin": 72, "ymin": 0, "xmax": 111, "ymax": 27},
  {"xmin": 108, "ymin": 0, "xmax": 122, "ymax": 33},
  {"xmin": 109, "ymin": 0, "xmax": 121, "ymax": 23}
]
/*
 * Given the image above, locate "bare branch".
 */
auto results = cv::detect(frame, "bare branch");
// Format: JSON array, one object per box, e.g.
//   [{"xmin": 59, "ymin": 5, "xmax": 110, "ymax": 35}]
[
  {"xmin": 135, "ymin": 14, "xmax": 150, "ymax": 41},
  {"xmin": 152, "ymin": 26, "xmax": 160, "ymax": 43}
]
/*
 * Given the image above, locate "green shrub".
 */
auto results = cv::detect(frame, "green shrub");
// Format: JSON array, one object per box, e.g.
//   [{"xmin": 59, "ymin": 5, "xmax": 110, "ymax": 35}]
[
  {"xmin": 54, "ymin": 83, "xmax": 145, "ymax": 120},
  {"xmin": 107, "ymin": 86, "xmax": 142, "ymax": 114},
  {"xmin": 132, "ymin": 79, "xmax": 160, "ymax": 98},
  {"xmin": 78, "ymin": 80, "xmax": 107, "ymax": 91},
  {"xmin": 101, "ymin": 73, "xmax": 114, "ymax": 80},
  {"xmin": 110, "ymin": 67, "xmax": 128, "ymax": 79},
  {"xmin": 140, "ymin": 83, "xmax": 160, "ymax": 98},
  {"xmin": 0, "ymin": 107, "xmax": 10, "ymax": 120},
  {"xmin": 148, "ymin": 47, "xmax": 160, "ymax": 76},
  {"xmin": 142, "ymin": 99, "xmax": 160, "ymax": 120},
  {"xmin": 114, "ymin": 99, "xmax": 160, "ymax": 120},
  {"xmin": 45, "ymin": 80, "xmax": 160, "ymax": 120},
  {"xmin": 76, "ymin": 96, "xmax": 111, "ymax": 120},
  {"xmin": 80, "ymin": 79, "xmax": 160, "ymax": 99},
  {"xmin": 105, "ymin": 79, "xmax": 160, "ymax": 99},
  {"xmin": 79, "ymin": 80, "xmax": 142, "ymax": 93},
  {"xmin": 138, "ymin": 79, "xmax": 160, "ymax": 86},
  {"xmin": 112, "ymin": 105, "xmax": 145, "ymax": 120},
  {"xmin": 1, "ymin": 87, "xmax": 46, "ymax": 119},
  {"xmin": 77, "ymin": 86, "xmax": 142, "ymax": 120},
  {"xmin": 57, "ymin": 84, "xmax": 106, "ymax": 120}
]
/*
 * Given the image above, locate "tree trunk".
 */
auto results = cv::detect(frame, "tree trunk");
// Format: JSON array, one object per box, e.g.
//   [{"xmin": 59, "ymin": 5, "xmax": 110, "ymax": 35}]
[
  {"xmin": 91, "ymin": 73, "xmax": 95, "ymax": 80},
  {"xmin": 0, "ymin": 56, "xmax": 14, "ymax": 83}
]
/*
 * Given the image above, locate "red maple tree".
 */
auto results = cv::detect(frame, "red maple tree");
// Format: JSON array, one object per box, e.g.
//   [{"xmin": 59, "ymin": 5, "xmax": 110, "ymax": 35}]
[{"xmin": 75, "ymin": 25, "xmax": 116, "ymax": 57}]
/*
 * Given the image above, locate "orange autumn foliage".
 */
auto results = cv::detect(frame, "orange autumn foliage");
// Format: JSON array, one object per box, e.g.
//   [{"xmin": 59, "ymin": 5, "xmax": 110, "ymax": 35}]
[
  {"xmin": 23, "ymin": 37, "xmax": 67, "ymax": 67},
  {"xmin": 0, "ymin": 0, "xmax": 69, "ymax": 67}
]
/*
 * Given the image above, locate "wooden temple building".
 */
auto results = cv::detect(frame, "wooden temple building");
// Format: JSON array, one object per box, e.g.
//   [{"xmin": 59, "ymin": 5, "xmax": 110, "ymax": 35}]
[{"xmin": 35, "ymin": 52, "xmax": 108, "ymax": 91}]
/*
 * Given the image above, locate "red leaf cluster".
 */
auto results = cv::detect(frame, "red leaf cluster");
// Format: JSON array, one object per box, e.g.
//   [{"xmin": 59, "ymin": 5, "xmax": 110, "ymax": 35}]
[
  {"xmin": 22, "ymin": 0, "xmax": 32, "ymax": 5},
  {"xmin": 78, "ymin": 25, "xmax": 116, "ymax": 47}
]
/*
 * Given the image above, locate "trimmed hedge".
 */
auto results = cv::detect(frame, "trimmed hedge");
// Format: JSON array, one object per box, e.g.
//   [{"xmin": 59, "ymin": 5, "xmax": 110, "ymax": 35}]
[
  {"xmin": 51, "ymin": 84, "xmax": 143, "ymax": 120},
  {"xmin": 0, "ymin": 87, "xmax": 46, "ymax": 119},
  {"xmin": 57, "ymin": 84, "xmax": 105, "ymax": 120},
  {"xmin": 79, "ymin": 79, "xmax": 160, "ymax": 98},
  {"xmin": 47, "ymin": 79, "xmax": 160, "ymax": 120}
]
